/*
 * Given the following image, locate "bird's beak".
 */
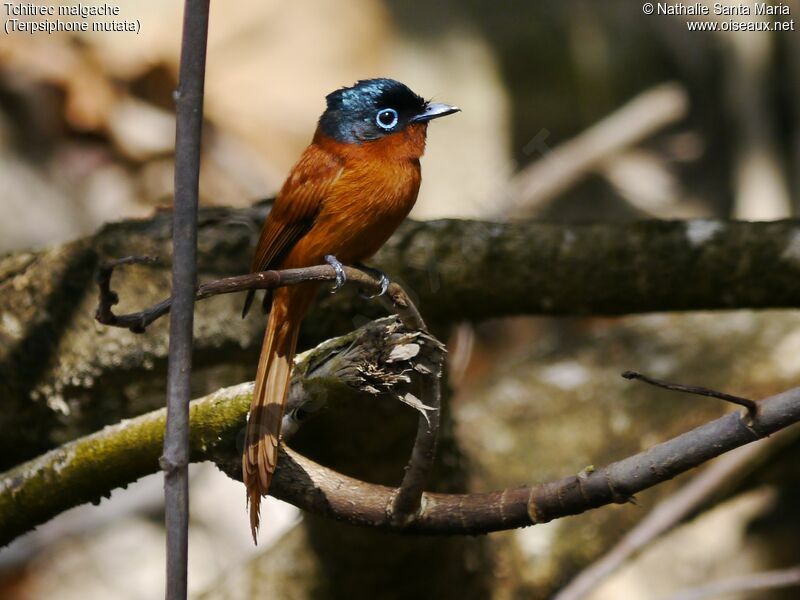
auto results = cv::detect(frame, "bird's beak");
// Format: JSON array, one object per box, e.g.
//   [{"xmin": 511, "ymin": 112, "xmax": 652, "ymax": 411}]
[{"xmin": 412, "ymin": 103, "xmax": 461, "ymax": 123}]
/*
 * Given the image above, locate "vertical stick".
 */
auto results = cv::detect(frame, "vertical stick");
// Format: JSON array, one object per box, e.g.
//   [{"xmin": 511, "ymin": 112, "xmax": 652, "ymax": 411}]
[{"xmin": 163, "ymin": 1, "xmax": 210, "ymax": 599}]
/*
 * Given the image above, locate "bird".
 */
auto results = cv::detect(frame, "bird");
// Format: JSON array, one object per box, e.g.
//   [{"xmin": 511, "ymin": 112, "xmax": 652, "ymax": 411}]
[{"xmin": 242, "ymin": 78, "xmax": 459, "ymax": 541}]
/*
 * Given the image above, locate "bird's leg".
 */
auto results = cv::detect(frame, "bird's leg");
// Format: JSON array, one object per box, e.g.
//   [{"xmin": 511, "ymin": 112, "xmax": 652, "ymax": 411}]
[
  {"xmin": 355, "ymin": 262, "xmax": 390, "ymax": 299},
  {"xmin": 324, "ymin": 255, "xmax": 346, "ymax": 292}
]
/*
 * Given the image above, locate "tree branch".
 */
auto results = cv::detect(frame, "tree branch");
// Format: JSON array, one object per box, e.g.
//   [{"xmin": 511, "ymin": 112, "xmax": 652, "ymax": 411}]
[
  {"xmin": 554, "ymin": 429, "xmax": 798, "ymax": 600},
  {"xmin": 95, "ymin": 258, "xmax": 425, "ymax": 333},
  {"xmin": 4, "ymin": 214, "xmax": 800, "ymax": 470},
  {"xmin": 389, "ymin": 363, "xmax": 442, "ymax": 525},
  {"xmin": 622, "ymin": 370, "xmax": 758, "ymax": 418},
  {"xmin": 165, "ymin": 1, "xmax": 210, "ymax": 595},
  {"xmin": 0, "ymin": 315, "xmax": 446, "ymax": 545},
  {"xmin": 2, "ymin": 357, "xmax": 797, "ymax": 545}
]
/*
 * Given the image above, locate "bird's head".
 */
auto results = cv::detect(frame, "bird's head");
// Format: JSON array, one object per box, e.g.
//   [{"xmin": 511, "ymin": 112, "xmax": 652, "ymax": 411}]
[{"xmin": 318, "ymin": 78, "xmax": 459, "ymax": 144}]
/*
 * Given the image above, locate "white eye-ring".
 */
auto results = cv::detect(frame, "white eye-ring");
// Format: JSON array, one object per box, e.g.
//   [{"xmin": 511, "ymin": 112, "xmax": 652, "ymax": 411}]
[{"xmin": 375, "ymin": 108, "xmax": 399, "ymax": 130}]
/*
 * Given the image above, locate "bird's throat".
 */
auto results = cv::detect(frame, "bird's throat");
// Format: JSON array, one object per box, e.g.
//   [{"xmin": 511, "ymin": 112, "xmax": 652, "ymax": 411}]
[{"xmin": 314, "ymin": 123, "xmax": 428, "ymax": 162}]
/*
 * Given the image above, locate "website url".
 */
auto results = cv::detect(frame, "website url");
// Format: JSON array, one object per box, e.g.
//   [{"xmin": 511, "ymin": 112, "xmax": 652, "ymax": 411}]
[{"xmin": 686, "ymin": 19, "xmax": 795, "ymax": 31}]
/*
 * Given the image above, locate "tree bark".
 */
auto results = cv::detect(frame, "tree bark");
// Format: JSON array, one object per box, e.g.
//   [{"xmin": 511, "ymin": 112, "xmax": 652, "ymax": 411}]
[
  {"xmin": 2, "ymin": 207, "xmax": 799, "ymax": 469},
  {"xmin": 4, "ymin": 338, "xmax": 799, "ymax": 544}
]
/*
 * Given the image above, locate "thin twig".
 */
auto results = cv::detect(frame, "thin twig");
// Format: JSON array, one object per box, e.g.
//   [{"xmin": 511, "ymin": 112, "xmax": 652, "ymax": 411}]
[
  {"xmin": 555, "ymin": 371, "xmax": 768, "ymax": 599},
  {"xmin": 666, "ymin": 565, "xmax": 800, "ymax": 600},
  {"xmin": 389, "ymin": 356, "xmax": 444, "ymax": 525},
  {"xmin": 622, "ymin": 370, "xmax": 758, "ymax": 418},
  {"xmin": 165, "ymin": 2, "xmax": 210, "ymax": 599},
  {"xmin": 554, "ymin": 430, "xmax": 798, "ymax": 600},
  {"xmin": 94, "ymin": 256, "xmax": 159, "ymax": 331},
  {"xmin": 95, "ymin": 260, "xmax": 424, "ymax": 333}
]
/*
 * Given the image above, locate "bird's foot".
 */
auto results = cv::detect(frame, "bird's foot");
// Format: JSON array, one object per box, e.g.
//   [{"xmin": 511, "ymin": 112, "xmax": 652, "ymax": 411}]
[
  {"xmin": 324, "ymin": 255, "xmax": 346, "ymax": 293},
  {"xmin": 356, "ymin": 263, "xmax": 390, "ymax": 299}
]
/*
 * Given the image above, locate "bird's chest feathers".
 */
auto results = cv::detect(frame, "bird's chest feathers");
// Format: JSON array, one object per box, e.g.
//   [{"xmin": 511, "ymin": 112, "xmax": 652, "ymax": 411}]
[
  {"xmin": 305, "ymin": 132, "xmax": 424, "ymax": 261},
  {"xmin": 326, "ymin": 131, "xmax": 424, "ymax": 219},
  {"xmin": 341, "ymin": 157, "xmax": 421, "ymax": 218},
  {"xmin": 319, "ymin": 126, "xmax": 425, "ymax": 209}
]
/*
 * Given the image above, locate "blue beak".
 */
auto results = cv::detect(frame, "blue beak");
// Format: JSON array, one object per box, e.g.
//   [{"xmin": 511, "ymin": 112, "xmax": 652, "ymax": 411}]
[{"xmin": 411, "ymin": 103, "xmax": 461, "ymax": 123}]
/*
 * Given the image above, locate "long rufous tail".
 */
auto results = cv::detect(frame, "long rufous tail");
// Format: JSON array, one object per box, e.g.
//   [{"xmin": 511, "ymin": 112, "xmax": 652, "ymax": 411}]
[{"xmin": 243, "ymin": 287, "xmax": 313, "ymax": 542}]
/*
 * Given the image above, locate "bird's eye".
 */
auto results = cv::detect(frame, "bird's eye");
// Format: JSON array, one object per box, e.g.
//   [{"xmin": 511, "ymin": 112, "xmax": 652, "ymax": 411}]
[{"xmin": 375, "ymin": 108, "xmax": 399, "ymax": 130}]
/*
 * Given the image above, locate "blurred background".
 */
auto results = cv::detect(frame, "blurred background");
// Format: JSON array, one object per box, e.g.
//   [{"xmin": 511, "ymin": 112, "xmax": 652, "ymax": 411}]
[{"xmin": 1, "ymin": 0, "xmax": 799, "ymax": 598}]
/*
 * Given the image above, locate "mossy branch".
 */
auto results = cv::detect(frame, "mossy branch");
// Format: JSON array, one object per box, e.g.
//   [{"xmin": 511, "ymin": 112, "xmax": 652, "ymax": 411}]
[
  {"xmin": 2, "ymin": 341, "xmax": 798, "ymax": 545},
  {"xmin": 0, "ymin": 315, "xmax": 445, "ymax": 545}
]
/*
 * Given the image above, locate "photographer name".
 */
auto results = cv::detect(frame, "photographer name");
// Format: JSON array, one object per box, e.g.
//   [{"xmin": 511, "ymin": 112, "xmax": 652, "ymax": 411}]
[{"xmin": 657, "ymin": 3, "xmax": 790, "ymax": 16}]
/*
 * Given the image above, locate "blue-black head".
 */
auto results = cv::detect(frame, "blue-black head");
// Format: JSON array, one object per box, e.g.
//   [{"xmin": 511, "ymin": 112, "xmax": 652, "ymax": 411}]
[{"xmin": 318, "ymin": 78, "xmax": 459, "ymax": 144}]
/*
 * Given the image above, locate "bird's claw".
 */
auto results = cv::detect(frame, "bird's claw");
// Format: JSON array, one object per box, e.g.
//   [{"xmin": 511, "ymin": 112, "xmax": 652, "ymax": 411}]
[
  {"xmin": 325, "ymin": 255, "xmax": 346, "ymax": 292},
  {"xmin": 362, "ymin": 273, "xmax": 389, "ymax": 299},
  {"xmin": 356, "ymin": 264, "xmax": 390, "ymax": 299}
]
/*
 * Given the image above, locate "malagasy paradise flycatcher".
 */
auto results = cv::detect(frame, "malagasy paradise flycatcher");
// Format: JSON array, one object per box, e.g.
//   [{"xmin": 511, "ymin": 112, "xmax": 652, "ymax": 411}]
[{"xmin": 242, "ymin": 78, "xmax": 459, "ymax": 541}]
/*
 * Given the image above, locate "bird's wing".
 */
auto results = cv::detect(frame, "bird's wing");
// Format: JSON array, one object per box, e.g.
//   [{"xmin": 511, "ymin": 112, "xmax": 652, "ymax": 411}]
[
  {"xmin": 251, "ymin": 144, "xmax": 344, "ymax": 272},
  {"xmin": 243, "ymin": 144, "xmax": 343, "ymax": 316}
]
